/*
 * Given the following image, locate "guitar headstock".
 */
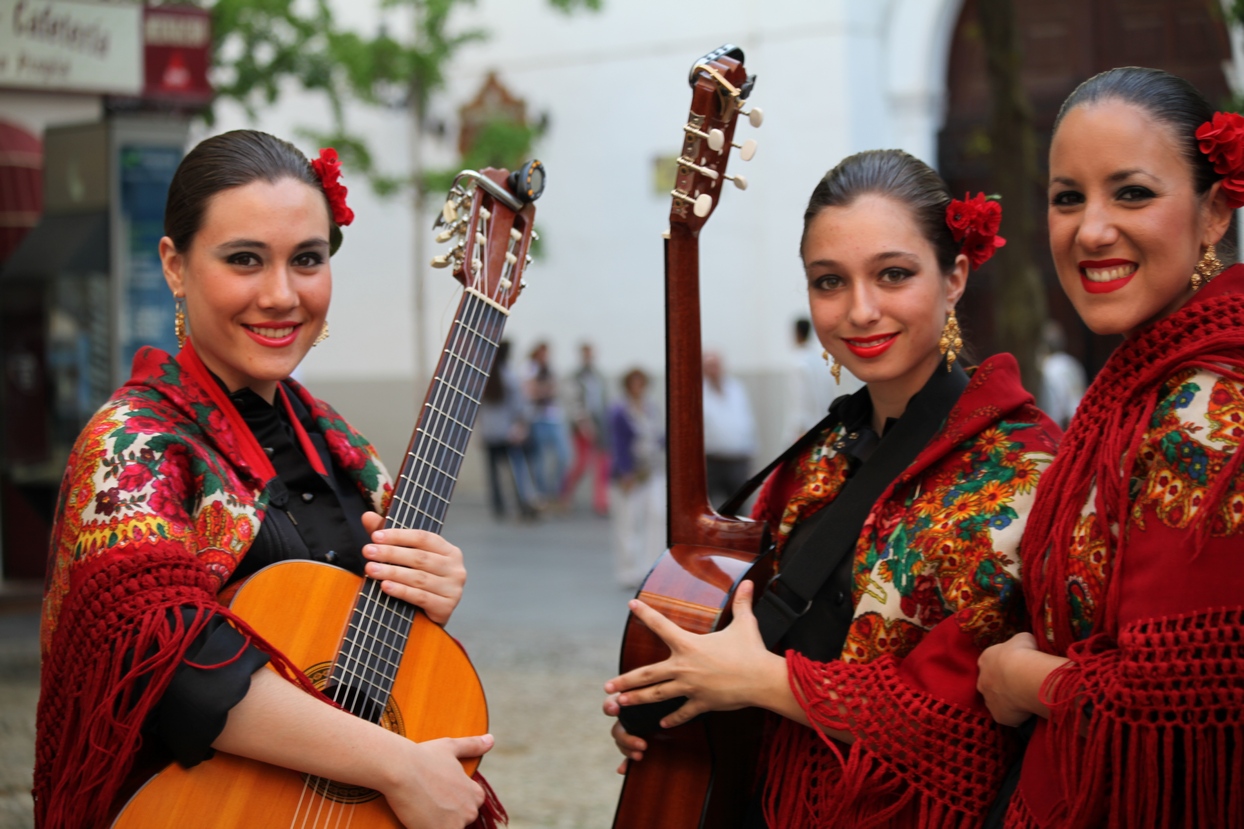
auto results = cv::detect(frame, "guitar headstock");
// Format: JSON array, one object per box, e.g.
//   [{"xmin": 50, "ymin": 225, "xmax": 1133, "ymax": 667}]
[
  {"xmin": 431, "ymin": 160, "xmax": 545, "ymax": 313},
  {"xmin": 670, "ymin": 44, "xmax": 760, "ymax": 231}
]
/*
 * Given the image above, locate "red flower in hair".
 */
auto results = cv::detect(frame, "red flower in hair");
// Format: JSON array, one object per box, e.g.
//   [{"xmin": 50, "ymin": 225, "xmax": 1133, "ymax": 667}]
[
  {"xmin": 310, "ymin": 148, "xmax": 355, "ymax": 226},
  {"xmin": 1196, "ymin": 111, "xmax": 1244, "ymax": 209},
  {"xmin": 946, "ymin": 192, "xmax": 1006, "ymax": 269}
]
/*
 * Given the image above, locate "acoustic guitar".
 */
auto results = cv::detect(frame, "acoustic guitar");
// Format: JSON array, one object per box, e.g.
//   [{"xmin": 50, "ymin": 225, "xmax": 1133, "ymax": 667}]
[
  {"xmin": 611, "ymin": 46, "xmax": 770, "ymax": 829},
  {"xmin": 111, "ymin": 163, "xmax": 544, "ymax": 828}
]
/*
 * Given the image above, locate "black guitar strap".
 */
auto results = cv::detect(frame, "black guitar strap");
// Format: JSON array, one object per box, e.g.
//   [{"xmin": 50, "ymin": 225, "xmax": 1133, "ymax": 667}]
[{"xmin": 722, "ymin": 363, "xmax": 969, "ymax": 651}]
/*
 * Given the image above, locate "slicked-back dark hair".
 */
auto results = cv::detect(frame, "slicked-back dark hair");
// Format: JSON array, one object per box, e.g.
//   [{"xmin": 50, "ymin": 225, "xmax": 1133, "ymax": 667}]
[
  {"xmin": 164, "ymin": 129, "xmax": 335, "ymax": 253},
  {"xmin": 801, "ymin": 149, "xmax": 960, "ymax": 272},
  {"xmin": 1054, "ymin": 66, "xmax": 1236, "ymax": 259}
]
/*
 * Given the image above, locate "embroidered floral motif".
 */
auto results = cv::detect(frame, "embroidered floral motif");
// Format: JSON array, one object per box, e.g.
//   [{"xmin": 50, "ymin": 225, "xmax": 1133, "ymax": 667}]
[{"xmin": 772, "ymin": 411, "xmax": 1049, "ymax": 661}]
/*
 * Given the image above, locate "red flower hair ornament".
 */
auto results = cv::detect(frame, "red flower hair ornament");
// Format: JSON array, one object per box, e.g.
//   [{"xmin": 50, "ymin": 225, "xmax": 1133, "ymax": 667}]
[
  {"xmin": 946, "ymin": 192, "xmax": 1006, "ymax": 270},
  {"xmin": 310, "ymin": 148, "xmax": 354, "ymax": 254},
  {"xmin": 1196, "ymin": 111, "xmax": 1244, "ymax": 209}
]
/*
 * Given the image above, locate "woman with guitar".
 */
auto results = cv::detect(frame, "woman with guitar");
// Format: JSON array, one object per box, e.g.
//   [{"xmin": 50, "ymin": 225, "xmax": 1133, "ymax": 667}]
[
  {"xmin": 35, "ymin": 131, "xmax": 502, "ymax": 829},
  {"xmin": 606, "ymin": 149, "xmax": 1062, "ymax": 827}
]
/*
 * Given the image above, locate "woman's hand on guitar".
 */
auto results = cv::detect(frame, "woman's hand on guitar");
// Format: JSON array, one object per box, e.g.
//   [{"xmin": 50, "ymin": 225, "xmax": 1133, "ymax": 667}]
[
  {"xmin": 602, "ymin": 694, "xmax": 648, "ymax": 773},
  {"xmin": 604, "ymin": 581, "xmax": 795, "ymax": 728},
  {"xmin": 361, "ymin": 511, "xmax": 467, "ymax": 625},
  {"xmin": 383, "ymin": 734, "xmax": 493, "ymax": 828}
]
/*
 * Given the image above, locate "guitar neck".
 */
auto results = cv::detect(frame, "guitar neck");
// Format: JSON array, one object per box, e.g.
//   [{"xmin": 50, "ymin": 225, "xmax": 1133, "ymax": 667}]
[
  {"xmin": 387, "ymin": 290, "xmax": 508, "ymax": 535},
  {"xmin": 666, "ymin": 224, "xmax": 714, "ymax": 544}
]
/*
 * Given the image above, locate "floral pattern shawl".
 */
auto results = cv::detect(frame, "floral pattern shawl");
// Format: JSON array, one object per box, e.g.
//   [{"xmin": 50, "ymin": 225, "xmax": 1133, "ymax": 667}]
[{"xmin": 754, "ymin": 353, "xmax": 1061, "ymax": 829}]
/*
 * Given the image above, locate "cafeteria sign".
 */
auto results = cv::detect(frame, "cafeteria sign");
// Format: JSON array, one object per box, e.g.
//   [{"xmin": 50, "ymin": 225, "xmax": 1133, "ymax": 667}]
[{"xmin": 0, "ymin": 0, "xmax": 141, "ymax": 95}]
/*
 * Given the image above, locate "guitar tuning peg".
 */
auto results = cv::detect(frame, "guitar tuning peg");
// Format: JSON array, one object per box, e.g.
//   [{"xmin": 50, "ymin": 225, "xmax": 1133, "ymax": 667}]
[
  {"xmin": 684, "ymin": 125, "xmax": 727, "ymax": 153},
  {"xmin": 471, "ymin": 259, "xmax": 482, "ymax": 273},
  {"xmin": 525, "ymin": 255, "xmax": 532, "ymax": 266},
  {"xmin": 678, "ymin": 157, "xmax": 719, "ymax": 180},
  {"xmin": 500, "ymin": 277, "xmax": 513, "ymax": 290},
  {"xmin": 442, "ymin": 201, "xmax": 458, "ymax": 224},
  {"xmin": 480, "ymin": 207, "xmax": 491, "ymax": 220},
  {"xmin": 725, "ymin": 173, "xmax": 748, "ymax": 191},
  {"xmin": 531, "ymin": 229, "xmax": 540, "ymax": 242},
  {"xmin": 430, "ymin": 254, "xmax": 452, "ymax": 268},
  {"xmin": 742, "ymin": 106, "xmax": 763, "ymax": 128},
  {"xmin": 505, "ymin": 252, "xmax": 518, "ymax": 266},
  {"xmin": 672, "ymin": 189, "xmax": 713, "ymax": 217},
  {"xmin": 510, "ymin": 228, "xmax": 522, "ymax": 242},
  {"xmin": 476, "ymin": 232, "xmax": 487, "ymax": 245},
  {"xmin": 435, "ymin": 228, "xmax": 457, "ymax": 244},
  {"xmin": 735, "ymin": 138, "xmax": 758, "ymax": 161}
]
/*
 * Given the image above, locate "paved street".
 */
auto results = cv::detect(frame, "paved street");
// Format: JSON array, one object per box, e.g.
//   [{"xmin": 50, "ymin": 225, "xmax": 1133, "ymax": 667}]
[{"xmin": 0, "ymin": 498, "xmax": 635, "ymax": 828}]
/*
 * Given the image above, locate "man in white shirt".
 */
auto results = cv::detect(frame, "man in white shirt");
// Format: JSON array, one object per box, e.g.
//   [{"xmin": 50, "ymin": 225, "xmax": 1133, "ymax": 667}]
[{"xmin": 702, "ymin": 351, "xmax": 757, "ymax": 507}]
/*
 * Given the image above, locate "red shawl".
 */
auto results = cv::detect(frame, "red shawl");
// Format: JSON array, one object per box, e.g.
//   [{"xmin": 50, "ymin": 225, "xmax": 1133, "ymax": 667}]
[
  {"xmin": 754, "ymin": 354, "xmax": 1061, "ymax": 828},
  {"xmin": 1012, "ymin": 264, "xmax": 1244, "ymax": 828}
]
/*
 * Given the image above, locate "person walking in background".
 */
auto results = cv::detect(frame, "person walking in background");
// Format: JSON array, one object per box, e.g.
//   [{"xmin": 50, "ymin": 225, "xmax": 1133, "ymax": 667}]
[
  {"xmin": 1036, "ymin": 319, "xmax": 1085, "ymax": 429},
  {"xmin": 702, "ymin": 351, "xmax": 757, "ymax": 506},
  {"xmin": 523, "ymin": 341, "xmax": 571, "ymax": 503},
  {"xmin": 561, "ymin": 342, "xmax": 611, "ymax": 516},
  {"xmin": 785, "ymin": 317, "xmax": 863, "ymax": 442},
  {"xmin": 479, "ymin": 340, "xmax": 539, "ymax": 521},
  {"xmin": 608, "ymin": 368, "xmax": 665, "ymax": 589}
]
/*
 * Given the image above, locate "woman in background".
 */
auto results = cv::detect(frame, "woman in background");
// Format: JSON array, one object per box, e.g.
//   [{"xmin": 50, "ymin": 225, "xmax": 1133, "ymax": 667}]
[{"xmin": 608, "ymin": 367, "xmax": 665, "ymax": 588}]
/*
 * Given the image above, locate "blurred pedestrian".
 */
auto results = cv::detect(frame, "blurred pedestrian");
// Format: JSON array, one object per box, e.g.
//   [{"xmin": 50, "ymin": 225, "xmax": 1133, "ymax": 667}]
[
  {"xmin": 785, "ymin": 317, "xmax": 863, "ymax": 441},
  {"xmin": 702, "ymin": 351, "xmax": 757, "ymax": 506},
  {"xmin": 561, "ymin": 342, "xmax": 611, "ymax": 516},
  {"xmin": 479, "ymin": 341, "xmax": 539, "ymax": 520},
  {"xmin": 1037, "ymin": 319, "xmax": 1086, "ymax": 429},
  {"xmin": 523, "ymin": 341, "xmax": 571, "ymax": 502},
  {"xmin": 609, "ymin": 368, "xmax": 665, "ymax": 588}
]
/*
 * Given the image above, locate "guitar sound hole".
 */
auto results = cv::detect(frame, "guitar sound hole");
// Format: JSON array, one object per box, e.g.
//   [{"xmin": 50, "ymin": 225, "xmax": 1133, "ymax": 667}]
[{"xmin": 322, "ymin": 680, "xmax": 386, "ymax": 724}]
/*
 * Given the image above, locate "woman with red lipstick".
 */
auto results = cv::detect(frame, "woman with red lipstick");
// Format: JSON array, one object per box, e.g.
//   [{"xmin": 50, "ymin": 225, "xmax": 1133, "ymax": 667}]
[
  {"xmin": 34, "ymin": 131, "xmax": 499, "ymax": 829},
  {"xmin": 606, "ymin": 149, "xmax": 1061, "ymax": 828},
  {"xmin": 977, "ymin": 67, "xmax": 1244, "ymax": 829}
]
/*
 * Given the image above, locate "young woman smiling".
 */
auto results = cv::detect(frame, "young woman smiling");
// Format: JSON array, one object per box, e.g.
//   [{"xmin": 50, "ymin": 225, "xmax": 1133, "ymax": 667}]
[
  {"xmin": 977, "ymin": 67, "xmax": 1244, "ymax": 828},
  {"xmin": 605, "ymin": 150, "xmax": 1061, "ymax": 828},
  {"xmin": 34, "ymin": 131, "xmax": 499, "ymax": 829}
]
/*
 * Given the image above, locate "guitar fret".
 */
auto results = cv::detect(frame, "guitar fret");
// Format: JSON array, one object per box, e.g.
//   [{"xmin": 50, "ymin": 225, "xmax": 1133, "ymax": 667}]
[
  {"xmin": 388, "ymin": 492, "xmax": 442, "ymax": 525},
  {"xmin": 423, "ymin": 401, "xmax": 474, "ymax": 432},
  {"xmin": 431, "ymin": 376, "xmax": 482, "ymax": 406},
  {"xmin": 455, "ymin": 318, "xmax": 500, "ymax": 348},
  {"xmin": 443, "ymin": 348, "xmax": 490, "ymax": 377},
  {"xmin": 401, "ymin": 455, "xmax": 458, "ymax": 484},
  {"xmin": 415, "ymin": 428, "xmax": 467, "ymax": 459}
]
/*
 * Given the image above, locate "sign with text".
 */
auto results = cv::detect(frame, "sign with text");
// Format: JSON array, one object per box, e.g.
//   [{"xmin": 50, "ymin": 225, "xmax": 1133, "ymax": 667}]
[
  {"xmin": 0, "ymin": 0, "xmax": 141, "ymax": 95},
  {"xmin": 143, "ymin": 5, "xmax": 210, "ymax": 105}
]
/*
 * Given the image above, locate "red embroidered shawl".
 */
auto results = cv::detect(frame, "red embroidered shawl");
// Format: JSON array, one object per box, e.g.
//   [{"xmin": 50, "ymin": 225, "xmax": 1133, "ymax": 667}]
[
  {"xmin": 753, "ymin": 354, "xmax": 1061, "ymax": 828},
  {"xmin": 34, "ymin": 345, "xmax": 392, "ymax": 828},
  {"xmin": 1011, "ymin": 265, "xmax": 1244, "ymax": 829}
]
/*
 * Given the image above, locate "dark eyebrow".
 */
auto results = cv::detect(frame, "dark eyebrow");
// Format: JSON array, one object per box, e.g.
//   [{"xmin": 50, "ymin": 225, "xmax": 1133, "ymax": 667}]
[
  {"xmin": 1050, "ymin": 169, "xmax": 1155, "ymax": 188},
  {"xmin": 805, "ymin": 250, "xmax": 920, "ymax": 270},
  {"xmin": 214, "ymin": 238, "xmax": 330, "ymax": 252}
]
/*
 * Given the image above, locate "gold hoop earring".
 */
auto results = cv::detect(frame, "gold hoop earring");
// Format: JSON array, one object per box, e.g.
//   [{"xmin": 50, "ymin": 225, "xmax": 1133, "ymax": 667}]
[
  {"xmin": 314, "ymin": 321, "xmax": 330, "ymax": 346},
  {"xmin": 174, "ymin": 295, "xmax": 186, "ymax": 349},
  {"xmin": 939, "ymin": 308, "xmax": 963, "ymax": 372},
  {"xmin": 1193, "ymin": 243, "xmax": 1224, "ymax": 290}
]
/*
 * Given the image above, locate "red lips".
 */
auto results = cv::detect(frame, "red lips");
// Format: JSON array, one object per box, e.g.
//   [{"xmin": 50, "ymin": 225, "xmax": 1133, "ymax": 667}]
[
  {"xmin": 843, "ymin": 333, "xmax": 898, "ymax": 358},
  {"xmin": 1079, "ymin": 259, "xmax": 1137, "ymax": 295}
]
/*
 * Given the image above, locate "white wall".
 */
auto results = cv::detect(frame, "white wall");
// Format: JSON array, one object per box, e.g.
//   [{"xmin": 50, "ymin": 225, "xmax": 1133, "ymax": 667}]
[{"xmin": 208, "ymin": 0, "xmax": 963, "ymax": 478}]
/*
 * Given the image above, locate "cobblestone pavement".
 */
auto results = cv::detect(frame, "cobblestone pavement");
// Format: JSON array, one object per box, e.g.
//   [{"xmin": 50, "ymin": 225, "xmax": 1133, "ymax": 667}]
[{"xmin": 0, "ymin": 499, "xmax": 635, "ymax": 828}]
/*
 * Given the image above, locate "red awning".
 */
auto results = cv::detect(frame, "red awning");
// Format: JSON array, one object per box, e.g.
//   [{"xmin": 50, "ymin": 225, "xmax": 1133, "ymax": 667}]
[{"xmin": 0, "ymin": 122, "xmax": 43, "ymax": 264}]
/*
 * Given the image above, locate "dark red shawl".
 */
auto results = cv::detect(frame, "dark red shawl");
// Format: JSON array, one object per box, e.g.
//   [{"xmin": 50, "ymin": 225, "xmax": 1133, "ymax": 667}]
[{"xmin": 1012, "ymin": 264, "xmax": 1244, "ymax": 828}]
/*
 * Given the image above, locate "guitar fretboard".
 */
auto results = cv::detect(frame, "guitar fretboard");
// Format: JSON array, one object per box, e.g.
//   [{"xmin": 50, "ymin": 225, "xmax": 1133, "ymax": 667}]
[{"xmin": 330, "ymin": 290, "xmax": 508, "ymax": 716}]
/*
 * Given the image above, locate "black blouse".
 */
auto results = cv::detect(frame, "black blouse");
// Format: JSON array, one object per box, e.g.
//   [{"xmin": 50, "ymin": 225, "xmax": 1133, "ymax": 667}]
[{"xmin": 146, "ymin": 381, "xmax": 374, "ymax": 767}]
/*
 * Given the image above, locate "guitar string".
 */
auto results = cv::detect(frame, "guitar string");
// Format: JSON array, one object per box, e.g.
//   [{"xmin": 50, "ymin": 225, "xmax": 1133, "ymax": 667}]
[{"xmin": 295, "ymin": 191, "xmax": 511, "ymax": 823}]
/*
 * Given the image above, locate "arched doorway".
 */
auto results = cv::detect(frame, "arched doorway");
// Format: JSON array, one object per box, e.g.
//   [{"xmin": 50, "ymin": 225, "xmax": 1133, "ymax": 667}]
[{"xmin": 938, "ymin": 0, "xmax": 1233, "ymax": 375}]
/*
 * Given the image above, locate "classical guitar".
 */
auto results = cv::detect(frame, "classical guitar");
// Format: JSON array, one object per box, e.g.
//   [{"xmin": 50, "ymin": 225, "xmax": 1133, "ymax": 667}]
[
  {"xmin": 612, "ymin": 46, "xmax": 769, "ymax": 829},
  {"xmin": 111, "ymin": 163, "xmax": 544, "ymax": 828}
]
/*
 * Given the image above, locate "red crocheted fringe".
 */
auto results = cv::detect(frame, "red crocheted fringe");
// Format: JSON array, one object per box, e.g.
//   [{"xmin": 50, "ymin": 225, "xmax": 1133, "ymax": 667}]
[
  {"xmin": 470, "ymin": 771, "xmax": 509, "ymax": 828},
  {"xmin": 763, "ymin": 652, "xmax": 1011, "ymax": 828},
  {"xmin": 1038, "ymin": 608, "xmax": 1244, "ymax": 829},
  {"xmin": 34, "ymin": 547, "xmax": 324, "ymax": 829}
]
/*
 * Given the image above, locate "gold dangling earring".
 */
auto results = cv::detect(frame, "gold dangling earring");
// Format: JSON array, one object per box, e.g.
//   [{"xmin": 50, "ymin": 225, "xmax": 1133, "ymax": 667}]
[
  {"xmin": 174, "ymin": 295, "xmax": 186, "ymax": 349},
  {"xmin": 1193, "ymin": 243, "xmax": 1224, "ymax": 291},
  {"xmin": 823, "ymin": 349, "xmax": 841, "ymax": 385},
  {"xmin": 314, "ymin": 321, "xmax": 330, "ymax": 346},
  {"xmin": 939, "ymin": 308, "xmax": 963, "ymax": 372}
]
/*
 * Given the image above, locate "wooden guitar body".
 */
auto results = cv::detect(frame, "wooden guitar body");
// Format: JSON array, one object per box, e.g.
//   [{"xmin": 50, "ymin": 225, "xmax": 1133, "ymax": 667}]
[
  {"xmin": 112, "ymin": 561, "xmax": 486, "ymax": 828},
  {"xmin": 612, "ymin": 45, "xmax": 765, "ymax": 829}
]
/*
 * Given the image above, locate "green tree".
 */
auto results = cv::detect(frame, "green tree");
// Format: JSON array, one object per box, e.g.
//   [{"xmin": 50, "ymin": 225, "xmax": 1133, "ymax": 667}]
[{"xmin": 163, "ymin": 0, "xmax": 599, "ymax": 194}]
